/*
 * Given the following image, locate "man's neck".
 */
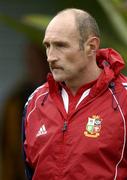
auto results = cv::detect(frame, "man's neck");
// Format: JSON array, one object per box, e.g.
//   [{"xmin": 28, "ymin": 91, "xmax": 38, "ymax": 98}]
[{"xmin": 65, "ymin": 65, "xmax": 102, "ymax": 96}]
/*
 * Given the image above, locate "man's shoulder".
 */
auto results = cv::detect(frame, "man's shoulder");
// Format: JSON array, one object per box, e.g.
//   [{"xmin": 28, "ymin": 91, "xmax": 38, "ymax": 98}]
[{"xmin": 25, "ymin": 82, "xmax": 49, "ymax": 107}]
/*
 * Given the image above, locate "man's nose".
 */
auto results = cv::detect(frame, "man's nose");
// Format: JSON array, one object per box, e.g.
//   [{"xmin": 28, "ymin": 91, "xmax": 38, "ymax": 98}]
[{"xmin": 47, "ymin": 47, "xmax": 57, "ymax": 63}]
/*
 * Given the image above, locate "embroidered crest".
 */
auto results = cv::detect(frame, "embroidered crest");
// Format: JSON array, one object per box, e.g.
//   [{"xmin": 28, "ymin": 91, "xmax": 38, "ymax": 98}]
[{"xmin": 84, "ymin": 115, "xmax": 102, "ymax": 138}]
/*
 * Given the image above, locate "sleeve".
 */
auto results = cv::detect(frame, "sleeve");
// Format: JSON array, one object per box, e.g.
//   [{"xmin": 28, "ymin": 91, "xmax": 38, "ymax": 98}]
[{"xmin": 22, "ymin": 105, "xmax": 34, "ymax": 180}]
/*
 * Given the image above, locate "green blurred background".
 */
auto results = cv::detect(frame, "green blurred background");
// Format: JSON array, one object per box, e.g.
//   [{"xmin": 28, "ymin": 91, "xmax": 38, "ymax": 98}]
[{"xmin": 0, "ymin": 0, "xmax": 127, "ymax": 179}]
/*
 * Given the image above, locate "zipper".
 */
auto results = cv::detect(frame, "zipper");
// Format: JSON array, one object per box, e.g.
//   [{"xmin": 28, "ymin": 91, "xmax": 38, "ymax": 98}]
[
  {"xmin": 56, "ymin": 121, "xmax": 68, "ymax": 178},
  {"xmin": 62, "ymin": 121, "xmax": 68, "ymax": 132}
]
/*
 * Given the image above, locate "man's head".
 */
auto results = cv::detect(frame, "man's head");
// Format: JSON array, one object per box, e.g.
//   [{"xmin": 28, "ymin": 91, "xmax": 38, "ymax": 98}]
[
  {"xmin": 43, "ymin": 8, "xmax": 100, "ymax": 84},
  {"xmin": 57, "ymin": 8, "xmax": 100, "ymax": 50}
]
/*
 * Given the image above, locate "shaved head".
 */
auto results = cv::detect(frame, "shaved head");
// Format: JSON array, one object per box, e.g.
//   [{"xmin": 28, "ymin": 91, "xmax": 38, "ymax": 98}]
[{"xmin": 55, "ymin": 8, "xmax": 100, "ymax": 49}]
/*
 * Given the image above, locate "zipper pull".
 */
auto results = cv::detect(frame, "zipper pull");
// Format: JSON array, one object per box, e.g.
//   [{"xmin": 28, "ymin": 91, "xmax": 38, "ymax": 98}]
[{"xmin": 62, "ymin": 121, "xmax": 68, "ymax": 132}]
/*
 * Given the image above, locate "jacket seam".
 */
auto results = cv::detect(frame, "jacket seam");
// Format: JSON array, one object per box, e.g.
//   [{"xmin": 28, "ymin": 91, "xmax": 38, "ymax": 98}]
[
  {"xmin": 109, "ymin": 88, "xmax": 126, "ymax": 180},
  {"xmin": 27, "ymin": 92, "xmax": 49, "ymax": 122}
]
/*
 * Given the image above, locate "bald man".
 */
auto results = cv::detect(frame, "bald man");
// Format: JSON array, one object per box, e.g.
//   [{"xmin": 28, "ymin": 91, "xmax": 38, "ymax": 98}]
[{"xmin": 22, "ymin": 8, "xmax": 127, "ymax": 179}]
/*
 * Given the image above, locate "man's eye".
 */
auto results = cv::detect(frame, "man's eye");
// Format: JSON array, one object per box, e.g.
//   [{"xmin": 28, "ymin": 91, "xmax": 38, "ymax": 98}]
[
  {"xmin": 44, "ymin": 43, "xmax": 50, "ymax": 48},
  {"xmin": 56, "ymin": 42, "xmax": 67, "ymax": 48}
]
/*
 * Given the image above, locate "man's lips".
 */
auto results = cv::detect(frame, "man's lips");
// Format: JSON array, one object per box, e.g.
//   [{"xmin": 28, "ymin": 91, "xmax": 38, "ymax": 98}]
[{"xmin": 50, "ymin": 65, "xmax": 63, "ymax": 70}]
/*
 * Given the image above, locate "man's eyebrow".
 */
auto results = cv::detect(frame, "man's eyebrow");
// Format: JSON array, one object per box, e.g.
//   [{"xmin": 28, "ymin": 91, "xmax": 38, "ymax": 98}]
[{"xmin": 43, "ymin": 39, "xmax": 69, "ymax": 45}]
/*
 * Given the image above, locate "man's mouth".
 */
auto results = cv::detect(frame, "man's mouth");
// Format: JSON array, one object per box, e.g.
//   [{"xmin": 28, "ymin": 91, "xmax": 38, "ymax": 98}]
[{"xmin": 50, "ymin": 65, "xmax": 63, "ymax": 70}]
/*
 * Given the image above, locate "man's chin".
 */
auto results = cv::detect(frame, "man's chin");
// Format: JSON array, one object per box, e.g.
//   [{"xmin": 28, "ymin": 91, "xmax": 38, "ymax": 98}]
[{"xmin": 52, "ymin": 75, "xmax": 65, "ymax": 82}]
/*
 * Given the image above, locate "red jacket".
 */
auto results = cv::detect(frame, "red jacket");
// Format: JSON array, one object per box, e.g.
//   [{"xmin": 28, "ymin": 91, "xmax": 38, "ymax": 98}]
[{"xmin": 23, "ymin": 48, "xmax": 127, "ymax": 180}]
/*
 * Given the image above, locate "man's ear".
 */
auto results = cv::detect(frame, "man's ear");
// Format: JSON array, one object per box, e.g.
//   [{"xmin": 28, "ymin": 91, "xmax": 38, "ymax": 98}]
[{"xmin": 85, "ymin": 36, "xmax": 100, "ymax": 56}]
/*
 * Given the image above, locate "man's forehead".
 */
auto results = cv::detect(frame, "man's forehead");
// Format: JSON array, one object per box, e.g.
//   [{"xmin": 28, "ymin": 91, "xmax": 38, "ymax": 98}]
[
  {"xmin": 45, "ymin": 17, "xmax": 77, "ymax": 40},
  {"xmin": 43, "ymin": 29, "xmax": 77, "ymax": 43}
]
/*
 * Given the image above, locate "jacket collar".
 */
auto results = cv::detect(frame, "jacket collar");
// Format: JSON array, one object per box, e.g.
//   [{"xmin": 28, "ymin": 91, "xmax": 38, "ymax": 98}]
[
  {"xmin": 96, "ymin": 48, "xmax": 125, "ymax": 75},
  {"xmin": 89, "ymin": 48, "xmax": 125, "ymax": 98}
]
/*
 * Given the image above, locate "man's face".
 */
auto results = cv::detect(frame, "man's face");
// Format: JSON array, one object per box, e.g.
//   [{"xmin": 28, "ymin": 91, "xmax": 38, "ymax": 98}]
[{"xmin": 43, "ymin": 14, "xmax": 88, "ymax": 83}]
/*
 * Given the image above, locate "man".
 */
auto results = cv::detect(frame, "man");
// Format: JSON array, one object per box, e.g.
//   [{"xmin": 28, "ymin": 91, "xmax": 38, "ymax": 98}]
[{"xmin": 22, "ymin": 8, "xmax": 127, "ymax": 179}]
